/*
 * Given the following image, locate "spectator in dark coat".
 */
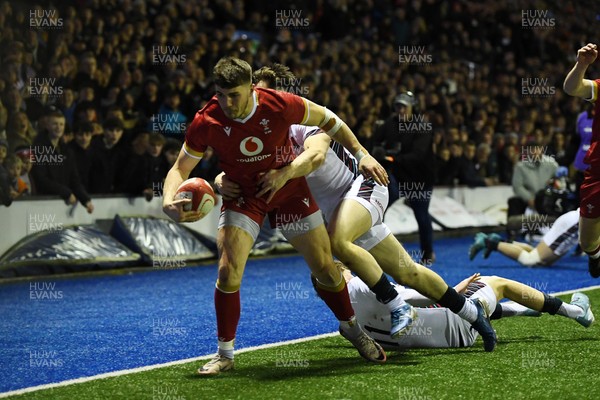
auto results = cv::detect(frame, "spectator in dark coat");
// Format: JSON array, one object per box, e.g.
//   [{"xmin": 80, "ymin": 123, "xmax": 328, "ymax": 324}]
[
  {"xmin": 0, "ymin": 139, "xmax": 13, "ymax": 206},
  {"xmin": 146, "ymin": 133, "xmax": 169, "ymax": 194},
  {"xmin": 89, "ymin": 117, "xmax": 130, "ymax": 194},
  {"xmin": 120, "ymin": 132, "xmax": 151, "ymax": 198},
  {"xmin": 68, "ymin": 122, "xmax": 95, "ymax": 191},
  {"xmin": 437, "ymin": 141, "xmax": 464, "ymax": 186},
  {"xmin": 30, "ymin": 111, "xmax": 94, "ymax": 213},
  {"xmin": 458, "ymin": 141, "xmax": 487, "ymax": 187},
  {"xmin": 369, "ymin": 92, "xmax": 436, "ymax": 264}
]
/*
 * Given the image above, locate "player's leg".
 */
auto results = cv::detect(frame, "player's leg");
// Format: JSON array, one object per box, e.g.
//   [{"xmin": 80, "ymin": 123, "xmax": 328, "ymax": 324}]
[
  {"xmin": 579, "ymin": 215, "xmax": 600, "ymax": 277},
  {"xmin": 271, "ymin": 176, "xmax": 387, "ymax": 362},
  {"xmin": 327, "ymin": 198, "xmax": 382, "ymax": 285},
  {"xmin": 578, "ymin": 174, "xmax": 600, "ymax": 277},
  {"xmin": 402, "ymin": 280, "xmax": 497, "ymax": 350},
  {"xmin": 511, "ymin": 242, "xmax": 535, "ymax": 251},
  {"xmin": 496, "ymin": 241, "xmax": 533, "ymax": 261},
  {"xmin": 519, "ymin": 209, "xmax": 579, "ymax": 266},
  {"xmin": 471, "ymin": 233, "xmax": 552, "ymax": 266},
  {"xmin": 328, "ymin": 199, "xmax": 413, "ymax": 338},
  {"xmin": 485, "ymin": 210, "xmax": 578, "ymax": 266},
  {"xmin": 368, "ymin": 232, "xmax": 497, "ymax": 351},
  {"xmin": 484, "ymin": 276, "xmax": 594, "ymax": 327},
  {"xmin": 284, "ymin": 217, "xmax": 386, "ymax": 362},
  {"xmin": 480, "ymin": 276, "xmax": 541, "ymax": 319},
  {"xmin": 494, "ymin": 241, "xmax": 556, "ymax": 266},
  {"xmin": 198, "ymin": 211, "xmax": 258, "ymax": 376},
  {"xmin": 331, "ymin": 177, "xmax": 415, "ymax": 337}
]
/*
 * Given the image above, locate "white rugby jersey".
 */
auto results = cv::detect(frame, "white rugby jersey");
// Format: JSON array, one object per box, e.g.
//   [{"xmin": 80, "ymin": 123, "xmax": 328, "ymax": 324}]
[
  {"xmin": 542, "ymin": 209, "xmax": 580, "ymax": 257},
  {"xmin": 347, "ymin": 277, "xmax": 477, "ymax": 349},
  {"xmin": 288, "ymin": 125, "xmax": 358, "ymax": 221}
]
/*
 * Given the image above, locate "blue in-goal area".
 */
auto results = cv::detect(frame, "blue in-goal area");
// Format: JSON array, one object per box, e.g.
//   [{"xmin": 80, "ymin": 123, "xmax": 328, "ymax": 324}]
[{"xmin": 0, "ymin": 236, "xmax": 595, "ymax": 393}]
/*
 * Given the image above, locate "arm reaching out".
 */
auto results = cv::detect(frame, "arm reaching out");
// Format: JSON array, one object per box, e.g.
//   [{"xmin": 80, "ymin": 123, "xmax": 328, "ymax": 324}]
[
  {"xmin": 302, "ymin": 98, "xmax": 390, "ymax": 186},
  {"xmin": 564, "ymin": 43, "xmax": 598, "ymax": 99},
  {"xmin": 256, "ymin": 131, "xmax": 331, "ymax": 202}
]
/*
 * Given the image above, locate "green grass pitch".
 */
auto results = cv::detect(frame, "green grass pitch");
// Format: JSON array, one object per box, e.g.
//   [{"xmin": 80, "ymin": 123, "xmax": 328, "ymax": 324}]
[{"xmin": 8, "ymin": 290, "xmax": 600, "ymax": 400}]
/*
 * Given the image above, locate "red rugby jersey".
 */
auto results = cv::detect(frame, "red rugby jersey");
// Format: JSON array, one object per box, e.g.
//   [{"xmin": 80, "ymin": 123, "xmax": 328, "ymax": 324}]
[
  {"xmin": 184, "ymin": 87, "xmax": 308, "ymax": 195},
  {"xmin": 585, "ymin": 79, "xmax": 600, "ymax": 172}
]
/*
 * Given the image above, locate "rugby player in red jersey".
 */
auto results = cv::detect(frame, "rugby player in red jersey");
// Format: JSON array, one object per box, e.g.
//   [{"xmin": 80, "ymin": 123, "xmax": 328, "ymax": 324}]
[
  {"xmin": 162, "ymin": 57, "xmax": 390, "ymax": 375},
  {"xmin": 564, "ymin": 43, "xmax": 600, "ymax": 278},
  {"xmin": 217, "ymin": 64, "xmax": 498, "ymax": 352}
]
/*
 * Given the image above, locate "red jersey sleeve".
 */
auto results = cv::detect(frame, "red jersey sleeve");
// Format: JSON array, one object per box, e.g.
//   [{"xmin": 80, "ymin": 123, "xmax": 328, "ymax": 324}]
[
  {"xmin": 183, "ymin": 111, "xmax": 208, "ymax": 159},
  {"xmin": 277, "ymin": 91, "xmax": 309, "ymax": 125},
  {"xmin": 591, "ymin": 79, "xmax": 600, "ymax": 102}
]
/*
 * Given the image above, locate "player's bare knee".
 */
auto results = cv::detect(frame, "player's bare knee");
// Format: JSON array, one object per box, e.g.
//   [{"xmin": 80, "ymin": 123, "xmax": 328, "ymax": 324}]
[
  {"xmin": 328, "ymin": 233, "xmax": 351, "ymax": 259},
  {"xmin": 481, "ymin": 275, "xmax": 503, "ymax": 287},
  {"xmin": 517, "ymin": 250, "xmax": 540, "ymax": 266},
  {"xmin": 217, "ymin": 262, "xmax": 243, "ymax": 288},
  {"xmin": 310, "ymin": 260, "xmax": 340, "ymax": 286}
]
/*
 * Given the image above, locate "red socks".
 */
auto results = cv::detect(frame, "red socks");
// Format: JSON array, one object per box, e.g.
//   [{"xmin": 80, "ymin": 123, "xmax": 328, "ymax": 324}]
[
  {"xmin": 314, "ymin": 279, "xmax": 355, "ymax": 322},
  {"xmin": 214, "ymin": 287, "xmax": 240, "ymax": 342}
]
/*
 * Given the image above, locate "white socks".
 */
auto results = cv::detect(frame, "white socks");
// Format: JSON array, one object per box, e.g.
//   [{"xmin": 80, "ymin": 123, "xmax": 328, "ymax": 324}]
[
  {"xmin": 456, "ymin": 299, "xmax": 478, "ymax": 323},
  {"xmin": 217, "ymin": 339, "xmax": 235, "ymax": 359},
  {"xmin": 558, "ymin": 303, "xmax": 585, "ymax": 319},
  {"xmin": 339, "ymin": 316, "xmax": 362, "ymax": 338}
]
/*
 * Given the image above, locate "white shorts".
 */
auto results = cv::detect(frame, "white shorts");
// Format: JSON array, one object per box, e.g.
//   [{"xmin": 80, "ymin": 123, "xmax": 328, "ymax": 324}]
[
  {"xmin": 342, "ymin": 175, "xmax": 390, "ymax": 250},
  {"xmin": 218, "ymin": 209, "xmax": 323, "ymax": 241},
  {"xmin": 542, "ymin": 210, "xmax": 579, "ymax": 257},
  {"xmin": 355, "ymin": 223, "xmax": 393, "ymax": 251},
  {"xmin": 344, "ymin": 175, "xmax": 389, "ymax": 226}
]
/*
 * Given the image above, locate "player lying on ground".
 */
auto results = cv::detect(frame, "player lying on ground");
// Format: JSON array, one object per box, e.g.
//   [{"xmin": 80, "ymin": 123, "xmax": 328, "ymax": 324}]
[
  {"xmin": 564, "ymin": 42, "xmax": 600, "ymax": 278},
  {"xmin": 216, "ymin": 64, "xmax": 497, "ymax": 351},
  {"xmin": 163, "ymin": 57, "xmax": 390, "ymax": 375},
  {"xmin": 340, "ymin": 267, "xmax": 594, "ymax": 349},
  {"xmin": 469, "ymin": 209, "xmax": 579, "ymax": 267}
]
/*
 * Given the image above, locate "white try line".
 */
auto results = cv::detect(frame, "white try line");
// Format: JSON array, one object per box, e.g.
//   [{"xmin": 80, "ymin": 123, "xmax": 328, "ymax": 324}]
[
  {"xmin": 3, "ymin": 284, "xmax": 600, "ymax": 398},
  {"xmin": 0, "ymin": 332, "xmax": 339, "ymax": 398},
  {"xmin": 550, "ymin": 284, "xmax": 600, "ymax": 296}
]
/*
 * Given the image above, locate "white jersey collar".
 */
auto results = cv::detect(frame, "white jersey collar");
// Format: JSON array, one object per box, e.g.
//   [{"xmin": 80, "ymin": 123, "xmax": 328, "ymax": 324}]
[{"xmin": 234, "ymin": 90, "xmax": 258, "ymax": 123}]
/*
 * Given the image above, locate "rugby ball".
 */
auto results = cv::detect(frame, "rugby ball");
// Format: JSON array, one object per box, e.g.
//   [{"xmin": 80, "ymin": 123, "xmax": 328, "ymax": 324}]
[{"xmin": 174, "ymin": 178, "xmax": 217, "ymax": 217}]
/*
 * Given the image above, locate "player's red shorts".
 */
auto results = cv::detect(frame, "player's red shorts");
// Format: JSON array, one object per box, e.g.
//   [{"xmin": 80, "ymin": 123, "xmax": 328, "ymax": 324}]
[
  {"xmin": 221, "ymin": 176, "xmax": 320, "ymax": 230},
  {"xmin": 580, "ymin": 169, "xmax": 600, "ymax": 219}
]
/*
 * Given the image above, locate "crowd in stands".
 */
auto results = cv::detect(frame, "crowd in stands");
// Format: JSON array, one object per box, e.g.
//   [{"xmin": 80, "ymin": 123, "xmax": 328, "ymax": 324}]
[{"xmin": 0, "ymin": 0, "xmax": 598, "ymax": 209}]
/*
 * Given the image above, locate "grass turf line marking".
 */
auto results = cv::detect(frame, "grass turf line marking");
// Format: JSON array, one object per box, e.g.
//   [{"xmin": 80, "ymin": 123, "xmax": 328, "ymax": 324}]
[
  {"xmin": 0, "ymin": 332, "xmax": 339, "ymax": 398},
  {"xmin": 548, "ymin": 284, "xmax": 600, "ymax": 296},
  {"xmin": 3, "ymin": 284, "xmax": 600, "ymax": 398}
]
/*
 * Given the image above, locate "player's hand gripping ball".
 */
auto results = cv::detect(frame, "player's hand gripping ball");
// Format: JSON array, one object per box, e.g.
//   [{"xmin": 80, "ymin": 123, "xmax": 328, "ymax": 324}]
[{"xmin": 174, "ymin": 178, "xmax": 217, "ymax": 218}]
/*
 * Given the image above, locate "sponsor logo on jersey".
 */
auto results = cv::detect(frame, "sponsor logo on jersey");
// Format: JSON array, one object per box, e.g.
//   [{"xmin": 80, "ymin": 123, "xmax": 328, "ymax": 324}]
[
  {"xmin": 224, "ymin": 126, "xmax": 231, "ymax": 136},
  {"xmin": 237, "ymin": 136, "xmax": 271, "ymax": 162},
  {"xmin": 302, "ymin": 198, "xmax": 310, "ymax": 207},
  {"xmin": 240, "ymin": 136, "xmax": 264, "ymax": 156}
]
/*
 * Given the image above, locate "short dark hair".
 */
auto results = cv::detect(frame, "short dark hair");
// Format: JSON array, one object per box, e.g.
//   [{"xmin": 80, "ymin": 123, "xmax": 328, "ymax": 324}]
[
  {"xmin": 213, "ymin": 57, "xmax": 252, "ymax": 89},
  {"xmin": 253, "ymin": 63, "xmax": 296, "ymax": 90},
  {"xmin": 149, "ymin": 132, "xmax": 166, "ymax": 146},
  {"xmin": 46, "ymin": 110, "xmax": 65, "ymax": 120},
  {"xmin": 103, "ymin": 117, "xmax": 124, "ymax": 131},
  {"xmin": 76, "ymin": 121, "xmax": 95, "ymax": 135}
]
